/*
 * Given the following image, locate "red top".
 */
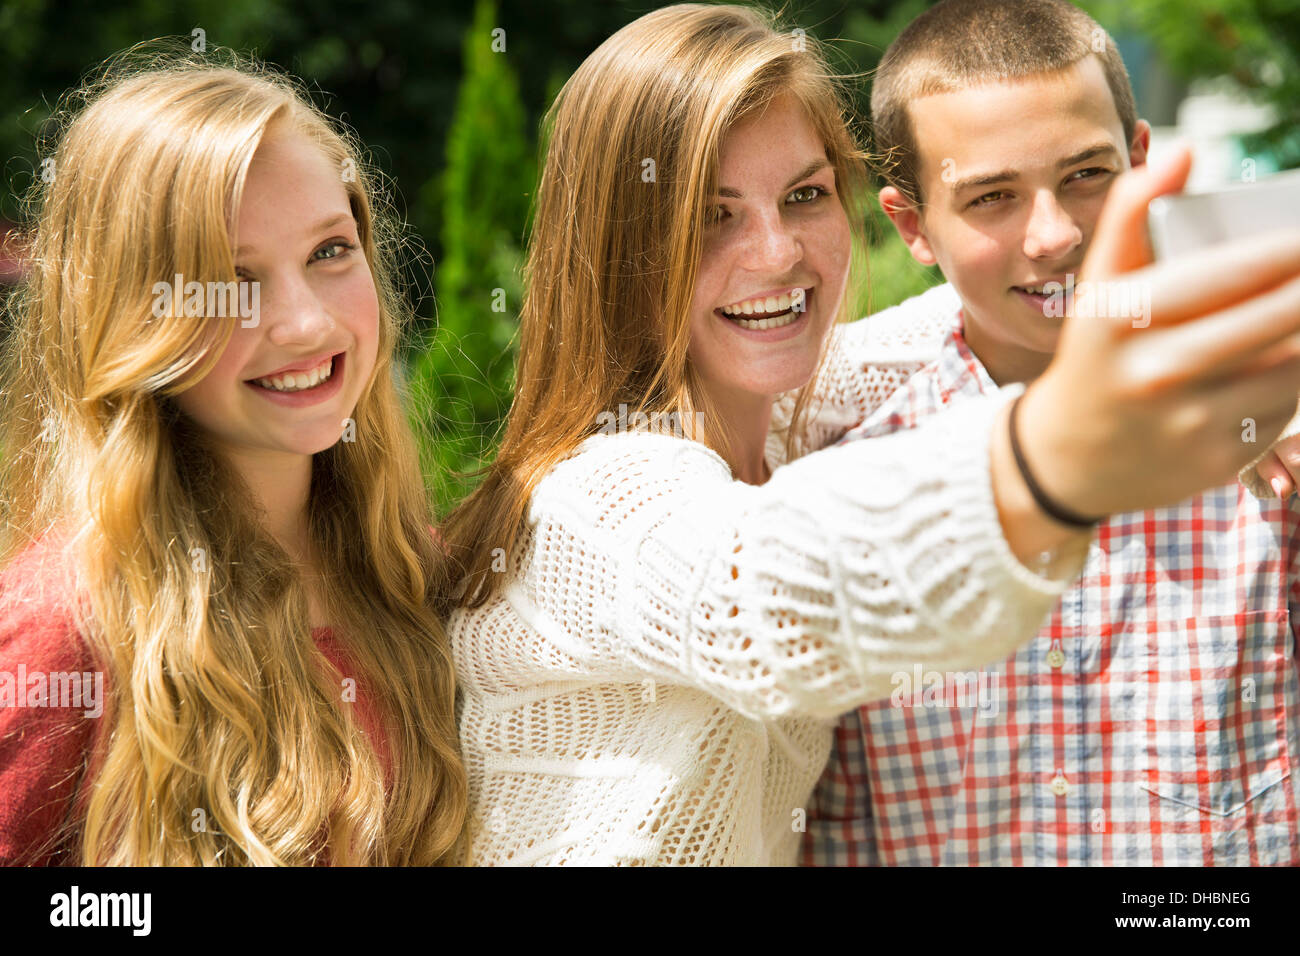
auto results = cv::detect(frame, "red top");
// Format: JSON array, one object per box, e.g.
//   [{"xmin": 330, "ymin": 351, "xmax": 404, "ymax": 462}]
[{"xmin": 0, "ymin": 535, "xmax": 394, "ymax": 866}]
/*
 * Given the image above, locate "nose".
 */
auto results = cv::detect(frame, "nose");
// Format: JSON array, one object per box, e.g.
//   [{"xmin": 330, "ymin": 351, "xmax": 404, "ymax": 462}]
[
  {"xmin": 740, "ymin": 207, "xmax": 801, "ymax": 276},
  {"xmin": 1022, "ymin": 191, "xmax": 1082, "ymax": 261},
  {"xmin": 264, "ymin": 272, "xmax": 336, "ymax": 345}
]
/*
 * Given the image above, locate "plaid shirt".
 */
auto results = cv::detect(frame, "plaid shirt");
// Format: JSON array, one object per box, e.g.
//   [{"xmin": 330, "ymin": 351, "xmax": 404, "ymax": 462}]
[{"xmin": 803, "ymin": 302, "xmax": 1300, "ymax": 866}]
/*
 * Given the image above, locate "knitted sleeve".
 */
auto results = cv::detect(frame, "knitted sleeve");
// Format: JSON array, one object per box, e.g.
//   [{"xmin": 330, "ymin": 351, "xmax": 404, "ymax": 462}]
[{"xmin": 467, "ymin": 381, "xmax": 1090, "ymax": 722}]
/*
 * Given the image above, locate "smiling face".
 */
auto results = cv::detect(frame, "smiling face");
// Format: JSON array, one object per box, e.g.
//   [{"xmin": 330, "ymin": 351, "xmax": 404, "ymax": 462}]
[
  {"xmin": 687, "ymin": 93, "xmax": 851, "ymax": 413},
  {"xmin": 883, "ymin": 56, "xmax": 1149, "ymax": 384},
  {"xmin": 172, "ymin": 122, "xmax": 379, "ymax": 471}
]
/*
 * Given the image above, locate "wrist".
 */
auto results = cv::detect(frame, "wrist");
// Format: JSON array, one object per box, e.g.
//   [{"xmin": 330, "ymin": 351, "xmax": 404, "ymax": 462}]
[
  {"xmin": 1008, "ymin": 391, "xmax": 1104, "ymax": 529},
  {"xmin": 990, "ymin": 390, "xmax": 1095, "ymax": 569}
]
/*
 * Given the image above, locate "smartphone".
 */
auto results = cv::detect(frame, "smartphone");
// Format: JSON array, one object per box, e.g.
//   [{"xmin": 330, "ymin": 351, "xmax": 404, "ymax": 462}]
[{"xmin": 1148, "ymin": 167, "xmax": 1300, "ymax": 260}]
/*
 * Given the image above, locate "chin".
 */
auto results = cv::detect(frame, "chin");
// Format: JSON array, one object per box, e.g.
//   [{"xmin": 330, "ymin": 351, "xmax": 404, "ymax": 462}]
[
  {"xmin": 304, "ymin": 438, "xmax": 347, "ymax": 456},
  {"xmin": 740, "ymin": 364, "xmax": 819, "ymax": 397},
  {"xmin": 273, "ymin": 429, "xmax": 346, "ymax": 457}
]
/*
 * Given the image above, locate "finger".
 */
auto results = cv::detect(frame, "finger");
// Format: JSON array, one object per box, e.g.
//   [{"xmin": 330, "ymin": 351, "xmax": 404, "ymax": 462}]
[
  {"xmin": 1254, "ymin": 453, "xmax": 1295, "ymax": 498},
  {"xmin": 1121, "ymin": 270, "xmax": 1300, "ymax": 388},
  {"xmin": 1083, "ymin": 146, "xmax": 1193, "ymax": 278},
  {"xmin": 1131, "ymin": 228, "xmax": 1300, "ymax": 331},
  {"xmin": 1281, "ymin": 464, "xmax": 1299, "ymax": 499},
  {"xmin": 1276, "ymin": 440, "xmax": 1300, "ymax": 497}
]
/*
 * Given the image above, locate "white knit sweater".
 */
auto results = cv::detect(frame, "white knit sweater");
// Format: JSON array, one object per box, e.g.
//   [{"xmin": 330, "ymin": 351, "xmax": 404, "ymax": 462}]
[{"xmin": 452, "ymin": 284, "xmax": 1091, "ymax": 865}]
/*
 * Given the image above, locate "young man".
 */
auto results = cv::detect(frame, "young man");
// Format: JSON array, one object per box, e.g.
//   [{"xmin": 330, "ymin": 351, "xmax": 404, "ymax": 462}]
[{"xmin": 803, "ymin": 0, "xmax": 1300, "ymax": 865}]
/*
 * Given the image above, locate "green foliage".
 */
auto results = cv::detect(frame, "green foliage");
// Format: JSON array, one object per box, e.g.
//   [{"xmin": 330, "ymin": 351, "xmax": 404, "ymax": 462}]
[
  {"xmin": 858, "ymin": 202, "xmax": 943, "ymax": 316},
  {"xmin": 4, "ymin": 0, "xmax": 1282, "ymax": 514},
  {"xmin": 406, "ymin": 0, "xmax": 532, "ymax": 514},
  {"xmin": 0, "ymin": 0, "xmax": 295, "ymax": 225},
  {"xmin": 1079, "ymin": 0, "xmax": 1300, "ymax": 169},
  {"xmin": 833, "ymin": 0, "xmax": 945, "ymax": 315}
]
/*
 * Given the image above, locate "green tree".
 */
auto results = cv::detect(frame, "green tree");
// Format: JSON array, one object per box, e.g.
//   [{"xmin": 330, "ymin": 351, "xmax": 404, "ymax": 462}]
[
  {"xmin": 836, "ymin": 0, "xmax": 945, "ymax": 314},
  {"xmin": 1080, "ymin": 0, "xmax": 1300, "ymax": 170},
  {"xmin": 407, "ymin": 0, "xmax": 533, "ymax": 513}
]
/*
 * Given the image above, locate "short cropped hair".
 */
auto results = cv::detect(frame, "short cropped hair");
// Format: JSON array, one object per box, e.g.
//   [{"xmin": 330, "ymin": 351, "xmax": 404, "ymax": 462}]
[{"xmin": 871, "ymin": 0, "xmax": 1138, "ymax": 205}]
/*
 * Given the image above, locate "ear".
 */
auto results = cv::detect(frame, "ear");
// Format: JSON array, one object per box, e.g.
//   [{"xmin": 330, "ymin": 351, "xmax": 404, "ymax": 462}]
[
  {"xmin": 1127, "ymin": 119, "xmax": 1151, "ymax": 170},
  {"xmin": 879, "ymin": 186, "xmax": 938, "ymax": 266}
]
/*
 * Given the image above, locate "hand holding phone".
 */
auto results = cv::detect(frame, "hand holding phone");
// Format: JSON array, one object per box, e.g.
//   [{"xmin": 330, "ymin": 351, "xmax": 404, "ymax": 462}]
[
  {"xmin": 1150, "ymin": 166, "xmax": 1300, "ymax": 499},
  {"xmin": 1015, "ymin": 148, "xmax": 1300, "ymax": 527},
  {"xmin": 1149, "ymin": 167, "xmax": 1300, "ymax": 259}
]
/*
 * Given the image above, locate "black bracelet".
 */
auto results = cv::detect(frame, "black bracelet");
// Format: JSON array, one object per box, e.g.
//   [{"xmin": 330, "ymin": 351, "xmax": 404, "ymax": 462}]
[{"xmin": 1008, "ymin": 392, "xmax": 1103, "ymax": 529}]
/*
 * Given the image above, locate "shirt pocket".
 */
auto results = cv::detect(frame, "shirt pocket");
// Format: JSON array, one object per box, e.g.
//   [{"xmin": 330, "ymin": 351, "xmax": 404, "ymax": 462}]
[{"xmin": 1138, "ymin": 609, "xmax": 1296, "ymax": 862}]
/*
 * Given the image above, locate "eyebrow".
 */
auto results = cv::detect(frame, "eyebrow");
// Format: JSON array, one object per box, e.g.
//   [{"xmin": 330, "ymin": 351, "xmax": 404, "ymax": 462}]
[
  {"xmin": 235, "ymin": 212, "xmax": 354, "ymax": 256},
  {"xmin": 1058, "ymin": 142, "xmax": 1119, "ymax": 168},
  {"xmin": 949, "ymin": 143, "xmax": 1121, "ymax": 193},
  {"xmin": 717, "ymin": 158, "xmax": 830, "ymax": 199}
]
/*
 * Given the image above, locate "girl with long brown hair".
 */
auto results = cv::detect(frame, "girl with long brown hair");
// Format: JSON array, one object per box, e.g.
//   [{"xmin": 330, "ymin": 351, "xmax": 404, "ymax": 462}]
[
  {"xmin": 439, "ymin": 4, "xmax": 1300, "ymax": 864},
  {"xmin": 0, "ymin": 46, "xmax": 465, "ymax": 865}
]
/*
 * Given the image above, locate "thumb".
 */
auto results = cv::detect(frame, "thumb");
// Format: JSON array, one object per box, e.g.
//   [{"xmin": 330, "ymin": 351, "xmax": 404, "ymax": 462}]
[{"xmin": 1083, "ymin": 145, "xmax": 1193, "ymax": 278}]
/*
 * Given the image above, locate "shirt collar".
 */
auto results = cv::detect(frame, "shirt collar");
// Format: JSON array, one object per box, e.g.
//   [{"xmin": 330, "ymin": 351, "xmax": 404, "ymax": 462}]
[{"xmin": 935, "ymin": 308, "xmax": 1000, "ymax": 402}]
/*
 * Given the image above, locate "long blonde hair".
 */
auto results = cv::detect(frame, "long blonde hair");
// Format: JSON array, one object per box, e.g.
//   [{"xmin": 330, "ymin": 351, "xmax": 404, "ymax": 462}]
[
  {"xmin": 439, "ymin": 3, "xmax": 872, "ymax": 611},
  {"xmin": 0, "ymin": 44, "xmax": 466, "ymax": 865}
]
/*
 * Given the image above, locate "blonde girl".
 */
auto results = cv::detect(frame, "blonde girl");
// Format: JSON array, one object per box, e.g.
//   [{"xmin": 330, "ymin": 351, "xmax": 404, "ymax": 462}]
[
  {"xmin": 0, "ymin": 46, "xmax": 465, "ymax": 865},
  {"xmin": 439, "ymin": 4, "xmax": 1300, "ymax": 864}
]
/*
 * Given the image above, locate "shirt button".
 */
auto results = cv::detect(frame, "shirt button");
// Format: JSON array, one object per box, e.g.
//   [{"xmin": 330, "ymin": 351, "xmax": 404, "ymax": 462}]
[
  {"xmin": 1050, "ymin": 773, "xmax": 1070, "ymax": 796},
  {"xmin": 1046, "ymin": 648, "xmax": 1066, "ymax": 669}
]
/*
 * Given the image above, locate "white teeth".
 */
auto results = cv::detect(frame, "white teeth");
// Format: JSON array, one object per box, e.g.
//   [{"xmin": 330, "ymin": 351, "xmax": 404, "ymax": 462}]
[
  {"xmin": 731, "ymin": 309, "xmax": 799, "ymax": 331},
  {"xmin": 720, "ymin": 288, "xmax": 807, "ymax": 319},
  {"xmin": 255, "ymin": 357, "xmax": 334, "ymax": 392}
]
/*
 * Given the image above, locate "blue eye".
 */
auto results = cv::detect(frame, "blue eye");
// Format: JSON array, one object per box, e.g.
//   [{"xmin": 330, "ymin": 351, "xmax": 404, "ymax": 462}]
[{"xmin": 313, "ymin": 241, "xmax": 355, "ymax": 261}]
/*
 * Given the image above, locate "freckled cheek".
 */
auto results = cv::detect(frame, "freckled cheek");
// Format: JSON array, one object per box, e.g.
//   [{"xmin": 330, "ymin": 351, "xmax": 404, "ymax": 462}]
[
  {"xmin": 687, "ymin": 260, "xmax": 729, "ymax": 345},
  {"xmin": 346, "ymin": 270, "xmax": 379, "ymax": 313},
  {"xmin": 833, "ymin": 229, "xmax": 852, "ymax": 291},
  {"xmin": 811, "ymin": 219, "xmax": 852, "ymax": 306},
  {"xmin": 169, "ymin": 331, "xmax": 248, "ymax": 433},
  {"xmin": 337, "ymin": 275, "xmax": 382, "ymax": 379},
  {"xmin": 187, "ymin": 328, "xmax": 258, "ymax": 404},
  {"xmin": 685, "ymin": 305, "xmax": 718, "ymax": 369}
]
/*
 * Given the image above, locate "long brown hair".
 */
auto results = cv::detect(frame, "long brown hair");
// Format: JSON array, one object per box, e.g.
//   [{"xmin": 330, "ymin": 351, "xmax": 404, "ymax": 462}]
[
  {"xmin": 440, "ymin": 3, "xmax": 872, "ymax": 612},
  {"xmin": 0, "ymin": 44, "xmax": 466, "ymax": 865}
]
